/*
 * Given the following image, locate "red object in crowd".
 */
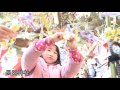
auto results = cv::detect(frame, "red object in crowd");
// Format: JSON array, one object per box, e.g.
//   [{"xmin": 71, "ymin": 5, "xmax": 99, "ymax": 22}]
[
  {"xmin": 103, "ymin": 43, "xmax": 108, "ymax": 48},
  {"xmin": 13, "ymin": 57, "xmax": 22, "ymax": 70},
  {"xmin": 0, "ymin": 47, "xmax": 8, "ymax": 59}
]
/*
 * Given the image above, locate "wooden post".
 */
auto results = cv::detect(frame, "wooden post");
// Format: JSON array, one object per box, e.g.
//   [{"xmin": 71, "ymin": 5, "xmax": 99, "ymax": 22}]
[{"xmin": 53, "ymin": 12, "xmax": 59, "ymax": 25}]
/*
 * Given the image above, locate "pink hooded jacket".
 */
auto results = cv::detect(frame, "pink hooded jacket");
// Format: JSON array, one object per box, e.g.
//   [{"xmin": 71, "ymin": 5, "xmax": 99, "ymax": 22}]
[{"xmin": 21, "ymin": 38, "xmax": 83, "ymax": 78}]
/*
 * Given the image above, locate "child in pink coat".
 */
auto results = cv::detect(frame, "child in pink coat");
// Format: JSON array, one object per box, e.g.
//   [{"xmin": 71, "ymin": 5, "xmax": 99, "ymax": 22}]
[{"xmin": 21, "ymin": 32, "xmax": 83, "ymax": 78}]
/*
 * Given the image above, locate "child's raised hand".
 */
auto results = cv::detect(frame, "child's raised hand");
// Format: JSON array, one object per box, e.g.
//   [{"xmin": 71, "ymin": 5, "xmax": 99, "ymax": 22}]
[
  {"xmin": 67, "ymin": 36, "xmax": 77, "ymax": 50},
  {"xmin": 50, "ymin": 32, "xmax": 64, "ymax": 42}
]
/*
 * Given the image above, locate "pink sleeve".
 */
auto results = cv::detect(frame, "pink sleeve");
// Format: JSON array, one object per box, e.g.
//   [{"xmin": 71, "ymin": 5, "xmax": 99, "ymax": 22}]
[
  {"xmin": 21, "ymin": 37, "xmax": 55, "ymax": 72},
  {"xmin": 60, "ymin": 49, "xmax": 83, "ymax": 78}
]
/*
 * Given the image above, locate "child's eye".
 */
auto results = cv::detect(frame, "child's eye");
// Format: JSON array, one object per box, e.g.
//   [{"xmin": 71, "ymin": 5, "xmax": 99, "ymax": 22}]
[
  {"xmin": 54, "ymin": 52, "xmax": 57, "ymax": 54},
  {"xmin": 48, "ymin": 49, "xmax": 51, "ymax": 51}
]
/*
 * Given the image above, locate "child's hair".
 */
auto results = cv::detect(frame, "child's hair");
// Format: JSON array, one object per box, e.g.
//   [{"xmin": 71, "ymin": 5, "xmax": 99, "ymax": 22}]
[{"xmin": 54, "ymin": 45, "xmax": 61, "ymax": 65}]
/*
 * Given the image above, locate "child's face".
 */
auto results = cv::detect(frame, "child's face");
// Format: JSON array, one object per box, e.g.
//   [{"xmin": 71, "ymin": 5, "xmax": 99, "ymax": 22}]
[{"xmin": 42, "ymin": 45, "xmax": 58, "ymax": 64}]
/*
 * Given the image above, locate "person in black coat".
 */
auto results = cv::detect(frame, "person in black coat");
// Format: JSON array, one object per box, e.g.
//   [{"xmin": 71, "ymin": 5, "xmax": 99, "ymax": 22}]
[{"xmin": 109, "ymin": 42, "xmax": 120, "ymax": 78}]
